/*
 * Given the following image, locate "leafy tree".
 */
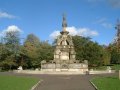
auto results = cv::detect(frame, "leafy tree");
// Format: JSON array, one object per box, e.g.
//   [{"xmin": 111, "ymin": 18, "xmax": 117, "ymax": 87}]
[
  {"xmin": 4, "ymin": 30, "xmax": 21, "ymax": 60},
  {"xmin": 24, "ymin": 34, "xmax": 40, "ymax": 47},
  {"xmin": 72, "ymin": 36, "xmax": 106, "ymax": 67},
  {"xmin": 23, "ymin": 34, "xmax": 54, "ymax": 69},
  {"xmin": 38, "ymin": 41, "xmax": 54, "ymax": 61},
  {"xmin": 1, "ymin": 55, "xmax": 17, "ymax": 70},
  {"xmin": 72, "ymin": 36, "xmax": 91, "ymax": 60},
  {"xmin": 108, "ymin": 44, "xmax": 120, "ymax": 64},
  {"xmin": 24, "ymin": 34, "xmax": 41, "ymax": 69},
  {"xmin": 102, "ymin": 49, "xmax": 111, "ymax": 65},
  {"xmin": 0, "ymin": 30, "xmax": 21, "ymax": 70}
]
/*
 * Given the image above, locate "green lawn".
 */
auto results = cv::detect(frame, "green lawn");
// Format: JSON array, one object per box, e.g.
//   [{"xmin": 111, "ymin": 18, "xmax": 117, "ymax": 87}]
[
  {"xmin": 0, "ymin": 75, "xmax": 39, "ymax": 90},
  {"xmin": 91, "ymin": 77, "xmax": 120, "ymax": 90}
]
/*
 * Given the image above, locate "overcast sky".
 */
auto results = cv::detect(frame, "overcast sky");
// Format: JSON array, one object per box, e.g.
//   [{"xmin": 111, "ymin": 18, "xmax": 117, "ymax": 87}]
[{"xmin": 0, "ymin": 0, "xmax": 120, "ymax": 45}]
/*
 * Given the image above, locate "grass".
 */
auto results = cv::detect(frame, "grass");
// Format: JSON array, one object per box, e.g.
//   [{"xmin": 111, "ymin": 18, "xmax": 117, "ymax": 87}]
[
  {"xmin": 91, "ymin": 77, "xmax": 120, "ymax": 90},
  {"xmin": 93, "ymin": 64, "xmax": 120, "ymax": 71},
  {"xmin": 0, "ymin": 75, "xmax": 39, "ymax": 90}
]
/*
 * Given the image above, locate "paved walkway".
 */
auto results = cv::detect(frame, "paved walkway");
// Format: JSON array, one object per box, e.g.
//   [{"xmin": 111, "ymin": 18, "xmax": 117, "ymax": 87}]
[{"xmin": 34, "ymin": 75, "xmax": 95, "ymax": 90}]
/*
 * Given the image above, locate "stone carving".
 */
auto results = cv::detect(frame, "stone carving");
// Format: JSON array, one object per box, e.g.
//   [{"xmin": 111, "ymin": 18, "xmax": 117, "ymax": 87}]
[{"xmin": 41, "ymin": 15, "xmax": 88, "ymax": 72}]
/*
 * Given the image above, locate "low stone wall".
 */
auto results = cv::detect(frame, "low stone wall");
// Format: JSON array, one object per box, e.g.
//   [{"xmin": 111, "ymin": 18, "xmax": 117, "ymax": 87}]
[
  {"xmin": 89, "ymin": 70, "xmax": 115, "ymax": 74},
  {"xmin": 13, "ymin": 69, "xmax": 115, "ymax": 75},
  {"xmin": 41, "ymin": 68, "xmax": 88, "ymax": 73},
  {"xmin": 13, "ymin": 70, "xmax": 85, "ymax": 75}
]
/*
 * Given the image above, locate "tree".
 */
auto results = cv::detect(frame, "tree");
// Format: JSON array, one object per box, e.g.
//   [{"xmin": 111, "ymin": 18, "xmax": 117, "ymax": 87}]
[
  {"xmin": 4, "ymin": 30, "xmax": 21, "ymax": 59},
  {"xmin": 72, "ymin": 35, "xmax": 106, "ymax": 67},
  {"xmin": 72, "ymin": 36, "xmax": 91, "ymax": 60},
  {"xmin": 24, "ymin": 34, "xmax": 40, "ymax": 47},
  {"xmin": 102, "ymin": 49, "xmax": 111, "ymax": 65},
  {"xmin": 1, "ymin": 55, "xmax": 17, "ymax": 70},
  {"xmin": 0, "ymin": 30, "xmax": 21, "ymax": 70},
  {"xmin": 108, "ymin": 44, "xmax": 120, "ymax": 64},
  {"xmin": 38, "ymin": 41, "xmax": 54, "ymax": 61},
  {"xmin": 24, "ymin": 34, "xmax": 41, "ymax": 69}
]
